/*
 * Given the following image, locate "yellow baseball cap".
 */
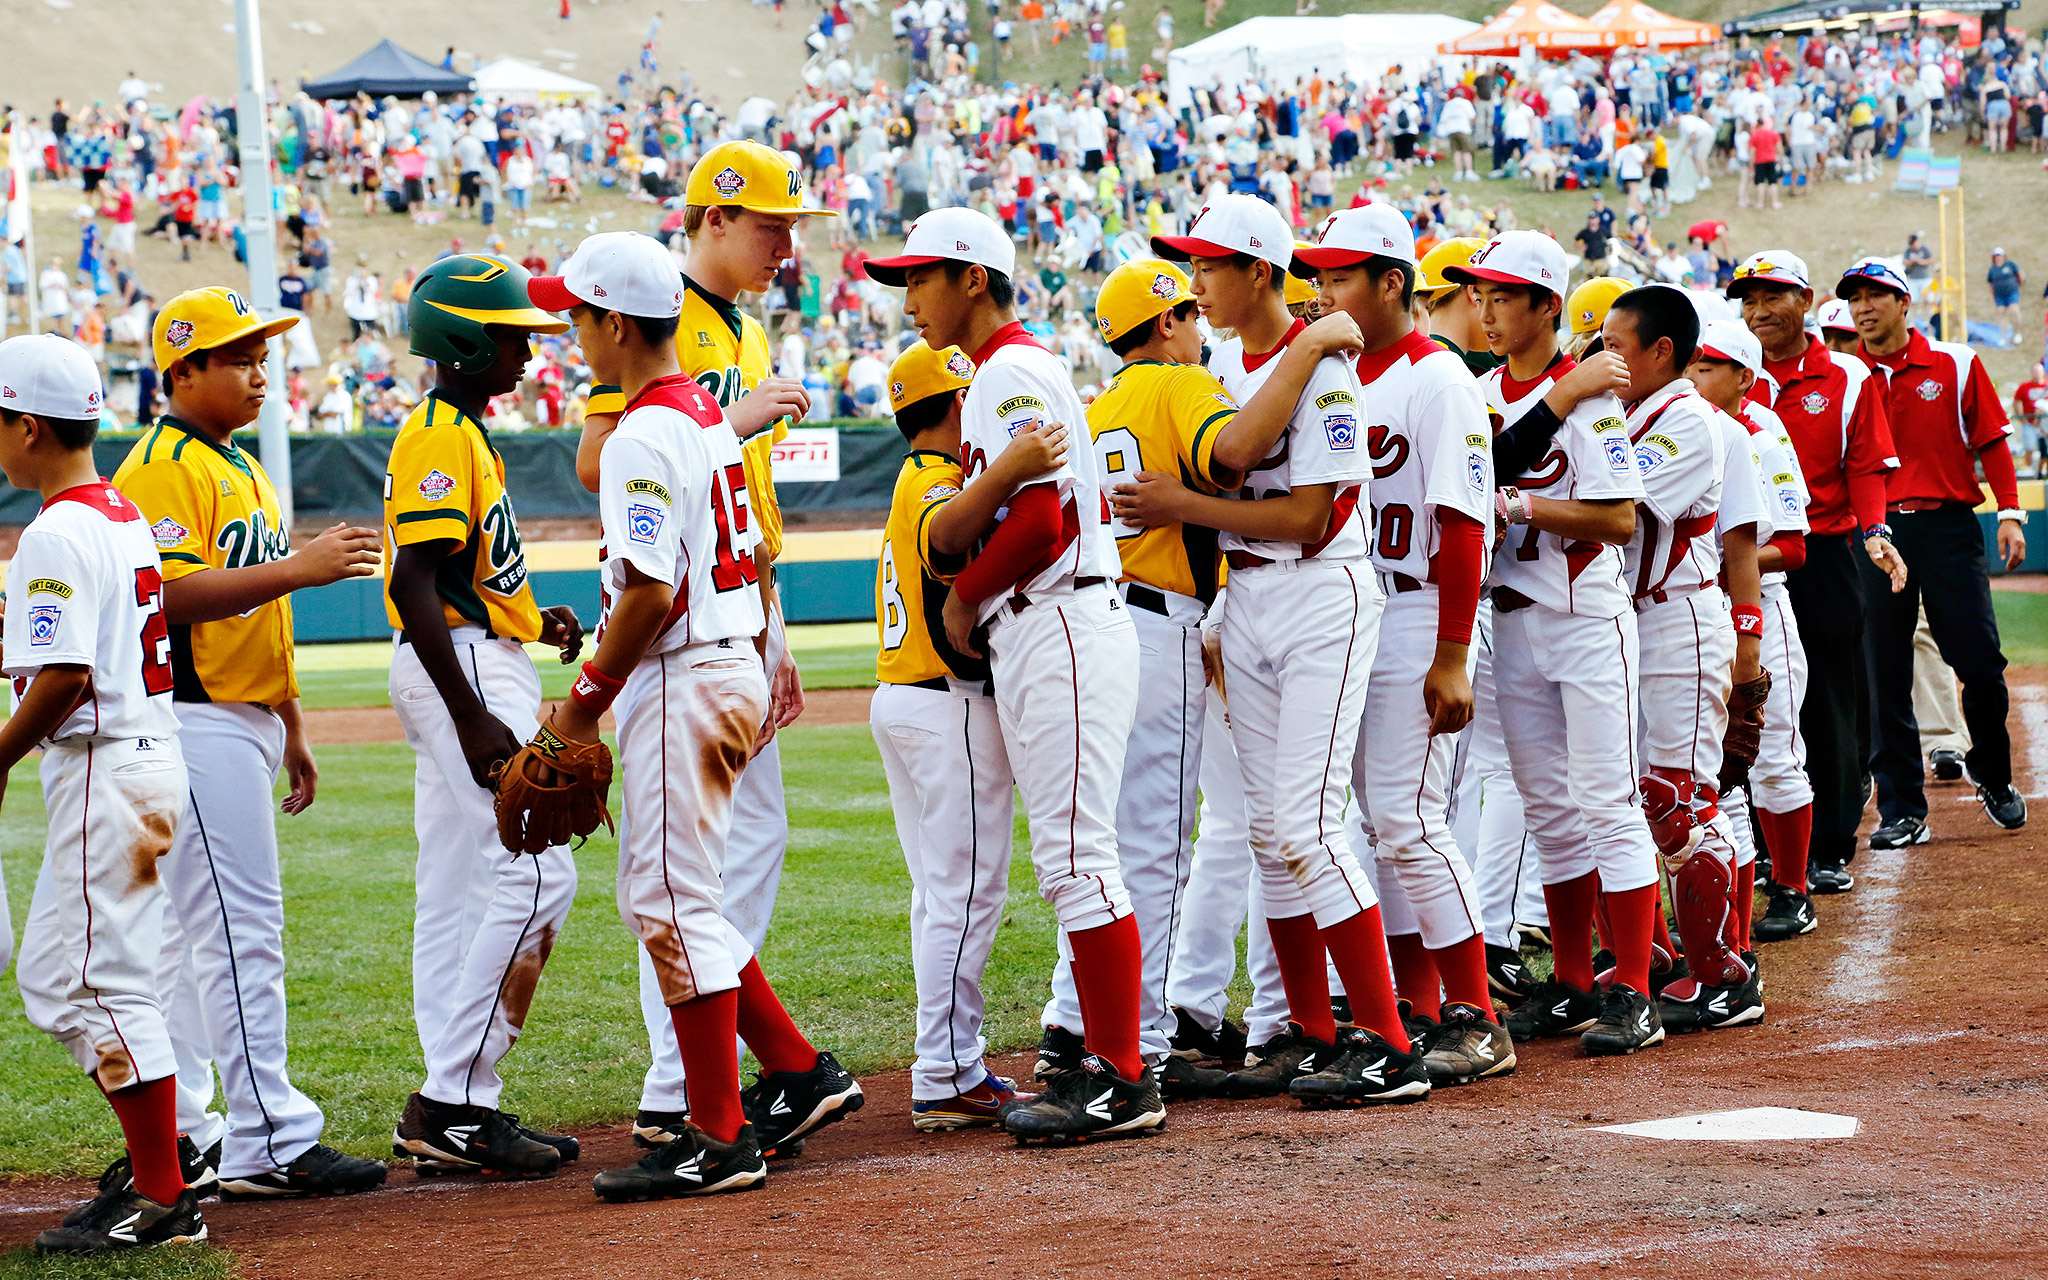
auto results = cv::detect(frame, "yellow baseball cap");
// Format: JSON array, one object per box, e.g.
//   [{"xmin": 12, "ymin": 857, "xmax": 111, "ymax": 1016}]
[
  {"xmin": 889, "ymin": 341, "xmax": 975, "ymax": 415},
  {"xmin": 1567, "ymin": 276, "xmax": 1632, "ymax": 336},
  {"xmin": 1417, "ymin": 237, "xmax": 1488, "ymax": 297},
  {"xmin": 684, "ymin": 140, "xmax": 838, "ymax": 217},
  {"xmin": 153, "ymin": 286, "xmax": 301, "ymax": 372},
  {"xmin": 1095, "ymin": 259, "xmax": 1194, "ymax": 342},
  {"xmin": 1284, "ymin": 270, "xmax": 1319, "ymax": 309}
]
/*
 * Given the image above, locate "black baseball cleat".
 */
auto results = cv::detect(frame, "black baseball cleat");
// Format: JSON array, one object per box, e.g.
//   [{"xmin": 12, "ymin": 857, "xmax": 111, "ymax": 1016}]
[
  {"xmin": 633, "ymin": 1109, "xmax": 800, "ymax": 1159},
  {"xmin": 1420, "ymin": 1002, "xmax": 1517, "ymax": 1086},
  {"xmin": 1486, "ymin": 943, "xmax": 1536, "ymax": 1007},
  {"xmin": 1397, "ymin": 998, "xmax": 1438, "ymax": 1046},
  {"xmin": 1593, "ymin": 948, "xmax": 1689, "ymax": 1000},
  {"xmin": 1581, "ymin": 984, "xmax": 1665, "ymax": 1056},
  {"xmin": 1808, "ymin": 860, "xmax": 1855, "ymax": 894},
  {"xmin": 393, "ymin": 1093, "xmax": 562, "ymax": 1178},
  {"xmin": 592, "ymin": 1121, "xmax": 765, "ymax": 1202},
  {"xmin": 1658, "ymin": 972, "xmax": 1766, "ymax": 1034},
  {"xmin": 1504, "ymin": 979, "xmax": 1601, "ymax": 1040},
  {"xmin": 1287, "ymin": 1027, "xmax": 1432, "ymax": 1109},
  {"xmin": 1156, "ymin": 1054, "xmax": 1229, "ymax": 1101},
  {"xmin": 504, "ymin": 1113, "xmax": 578, "ymax": 1163},
  {"xmin": 1003, "ymin": 1054, "xmax": 1165, "ymax": 1145},
  {"xmin": 1218, "ymin": 1024, "xmax": 1335, "ymax": 1098},
  {"xmin": 1035, "ymin": 1024, "xmax": 1087, "ymax": 1081},
  {"xmin": 37, "ymin": 1187, "xmax": 206, "ymax": 1255},
  {"xmin": 1868, "ymin": 815, "xmax": 1928, "ymax": 851},
  {"xmin": 1168, "ymin": 1007, "xmax": 1247, "ymax": 1067},
  {"xmin": 218, "ymin": 1144, "xmax": 387, "ymax": 1200},
  {"xmin": 69, "ymin": 1135, "xmax": 221, "ymax": 1226},
  {"xmin": 1930, "ymin": 747, "xmax": 1965, "ymax": 781},
  {"xmin": 1753, "ymin": 883, "xmax": 1817, "ymax": 943},
  {"xmin": 1977, "ymin": 782, "xmax": 2028, "ymax": 830},
  {"xmin": 741, "ymin": 1051, "xmax": 865, "ymax": 1159}
]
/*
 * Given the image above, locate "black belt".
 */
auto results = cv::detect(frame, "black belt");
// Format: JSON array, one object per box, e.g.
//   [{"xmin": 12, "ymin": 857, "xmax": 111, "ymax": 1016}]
[
  {"xmin": 1225, "ymin": 550, "xmax": 1272, "ymax": 571},
  {"xmin": 1006, "ymin": 576, "xmax": 1107, "ymax": 615},
  {"xmin": 1490, "ymin": 586, "xmax": 1536, "ymax": 614},
  {"xmin": 1125, "ymin": 583, "xmax": 1170, "ymax": 615},
  {"xmin": 1886, "ymin": 500, "xmax": 1967, "ymax": 515},
  {"xmin": 397, "ymin": 628, "xmax": 501, "ymax": 645}
]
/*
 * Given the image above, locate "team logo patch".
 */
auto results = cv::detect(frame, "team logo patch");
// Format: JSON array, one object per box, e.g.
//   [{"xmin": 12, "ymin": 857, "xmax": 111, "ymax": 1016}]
[
  {"xmin": 1915, "ymin": 378, "xmax": 1942, "ymax": 401},
  {"xmin": 1150, "ymin": 272, "xmax": 1180, "ymax": 300},
  {"xmin": 1325, "ymin": 412, "xmax": 1357, "ymax": 451},
  {"xmin": 1216, "ymin": 392, "xmax": 1238, "ymax": 409},
  {"xmin": 627, "ymin": 503, "xmax": 665, "ymax": 544},
  {"xmin": 26, "ymin": 578, "xmax": 73, "ymax": 599},
  {"xmin": 1801, "ymin": 391, "xmax": 1828, "ymax": 415},
  {"xmin": 1779, "ymin": 489, "xmax": 1802, "ymax": 520},
  {"xmin": 27, "ymin": 606, "xmax": 61, "ymax": 647},
  {"xmin": 890, "ymin": 380, "xmax": 905, "ymax": 400},
  {"xmin": 1099, "ymin": 315, "xmax": 1114, "ymax": 334},
  {"xmin": 1604, "ymin": 435, "xmax": 1632, "ymax": 472},
  {"xmin": 1468, "ymin": 451, "xmax": 1488, "ymax": 491},
  {"xmin": 149, "ymin": 517, "xmax": 189, "ymax": 549},
  {"xmin": 945, "ymin": 352, "xmax": 974, "ymax": 379},
  {"xmin": 625, "ymin": 478, "xmax": 671, "ymax": 504},
  {"xmin": 418, "ymin": 469, "xmax": 458, "ymax": 502},
  {"xmin": 711, "ymin": 165, "xmax": 747, "ymax": 197},
  {"xmin": 164, "ymin": 318, "xmax": 196, "ymax": 349},
  {"xmin": 921, "ymin": 482, "xmax": 961, "ymax": 503},
  {"xmin": 1635, "ymin": 442, "xmax": 1667, "ymax": 474}
]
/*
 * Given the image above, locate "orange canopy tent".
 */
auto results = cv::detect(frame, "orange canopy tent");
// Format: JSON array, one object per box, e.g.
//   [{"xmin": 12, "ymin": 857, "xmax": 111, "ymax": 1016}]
[
  {"xmin": 1437, "ymin": 2, "xmax": 1607, "ymax": 54},
  {"xmin": 1584, "ymin": 0, "xmax": 1719, "ymax": 47}
]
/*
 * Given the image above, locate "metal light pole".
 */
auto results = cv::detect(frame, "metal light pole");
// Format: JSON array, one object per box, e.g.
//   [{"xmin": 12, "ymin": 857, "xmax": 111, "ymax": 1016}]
[{"xmin": 234, "ymin": 0, "xmax": 293, "ymax": 525}]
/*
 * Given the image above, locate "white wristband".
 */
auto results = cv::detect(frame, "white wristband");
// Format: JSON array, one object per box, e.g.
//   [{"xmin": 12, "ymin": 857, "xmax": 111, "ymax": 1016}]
[{"xmin": 1997, "ymin": 508, "xmax": 2026, "ymax": 523}]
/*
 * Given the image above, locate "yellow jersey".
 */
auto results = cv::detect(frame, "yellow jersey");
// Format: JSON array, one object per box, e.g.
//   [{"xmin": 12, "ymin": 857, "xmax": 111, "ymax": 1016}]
[
  {"xmin": 585, "ymin": 275, "xmax": 788, "ymax": 562},
  {"xmin": 1089, "ymin": 360, "xmax": 1238, "ymax": 602},
  {"xmin": 875, "ymin": 451, "xmax": 989, "ymax": 687},
  {"xmin": 112, "ymin": 417, "xmax": 297, "ymax": 706},
  {"xmin": 381, "ymin": 391, "xmax": 544, "ymax": 641}
]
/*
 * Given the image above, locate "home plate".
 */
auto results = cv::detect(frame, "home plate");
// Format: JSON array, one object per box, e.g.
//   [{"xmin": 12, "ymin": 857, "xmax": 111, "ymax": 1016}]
[{"xmin": 1595, "ymin": 1107, "xmax": 1859, "ymax": 1141}]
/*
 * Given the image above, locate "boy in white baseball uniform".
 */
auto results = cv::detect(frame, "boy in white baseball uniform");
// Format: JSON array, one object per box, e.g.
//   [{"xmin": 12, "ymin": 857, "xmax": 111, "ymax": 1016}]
[
  {"xmin": 1446, "ymin": 231, "xmax": 1666, "ymax": 1057},
  {"xmin": 871, "ymin": 207, "xmax": 1162, "ymax": 1144},
  {"xmin": 1137, "ymin": 193, "xmax": 1430, "ymax": 1107},
  {"xmin": 529, "ymin": 234, "xmax": 862, "ymax": 1198},
  {"xmin": 0, "ymin": 334, "xmax": 201, "ymax": 1254},
  {"xmin": 1295, "ymin": 205, "xmax": 1509, "ymax": 1085}
]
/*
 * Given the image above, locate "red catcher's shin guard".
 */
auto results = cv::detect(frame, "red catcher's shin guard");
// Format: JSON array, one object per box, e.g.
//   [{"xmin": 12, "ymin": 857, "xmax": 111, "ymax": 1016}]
[
  {"xmin": 1546, "ymin": 872, "xmax": 1600, "ymax": 991},
  {"xmin": 1673, "ymin": 849, "xmax": 1745, "ymax": 986},
  {"xmin": 1322, "ymin": 907, "xmax": 1411, "ymax": 1053},
  {"xmin": 1602, "ymin": 883, "xmax": 1659, "ymax": 996},
  {"xmin": 1642, "ymin": 768, "xmax": 1702, "ymax": 862},
  {"xmin": 104, "ymin": 1075, "xmax": 181, "ymax": 1205},
  {"xmin": 1756, "ymin": 804, "xmax": 1813, "ymax": 893},
  {"xmin": 1068, "ymin": 916, "xmax": 1144, "ymax": 1080},
  {"xmin": 1732, "ymin": 858, "xmax": 1758, "ymax": 941},
  {"xmin": 1385, "ymin": 933, "xmax": 1442, "ymax": 1011},
  {"xmin": 672, "ymin": 990, "xmax": 744, "ymax": 1142},
  {"xmin": 1267, "ymin": 913, "xmax": 1337, "ymax": 1043}
]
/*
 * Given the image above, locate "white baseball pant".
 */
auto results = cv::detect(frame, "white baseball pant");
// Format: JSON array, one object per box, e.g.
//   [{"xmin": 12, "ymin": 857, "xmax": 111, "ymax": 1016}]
[
  {"xmin": 1749, "ymin": 585, "xmax": 1814, "ymax": 817},
  {"xmin": 1491, "ymin": 605, "xmax": 1660, "ymax": 894},
  {"xmin": 872, "ymin": 680, "xmax": 1016, "ymax": 1101},
  {"xmin": 1463, "ymin": 605, "xmax": 1547, "ymax": 947},
  {"xmin": 1222, "ymin": 560, "xmax": 1382, "ymax": 926},
  {"xmin": 392, "ymin": 630, "xmax": 577, "ymax": 1111},
  {"xmin": 1045, "ymin": 587, "xmax": 1204, "ymax": 1061},
  {"xmin": 15, "ymin": 736, "xmax": 185, "ymax": 1090}
]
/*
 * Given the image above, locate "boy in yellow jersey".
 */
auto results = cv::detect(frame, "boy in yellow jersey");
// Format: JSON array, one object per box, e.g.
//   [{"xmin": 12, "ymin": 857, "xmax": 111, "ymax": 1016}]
[
  {"xmin": 1416, "ymin": 237, "xmax": 1499, "ymax": 375},
  {"xmin": 871, "ymin": 341, "xmax": 1067, "ymax": 1131},
  {"xmin": 382, "ymin": 254, "xmax": 588, "ymax": 1180},
  {"xmin": 571, "ymin": 141, "xmax": 835, "ymax": 1149},
  {"xmin": 102, "ymin": 288, "xmax": 387, "ymax": 1199}
]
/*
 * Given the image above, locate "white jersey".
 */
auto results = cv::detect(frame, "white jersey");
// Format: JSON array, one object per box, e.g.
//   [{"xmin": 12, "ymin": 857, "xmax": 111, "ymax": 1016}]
[
  {"xmin": 959, "ymin": 325, "xmax": 1121, "ymax": 624},
  {"xmin": 1208, "ymin": 321, "xmax": 1371, "ymax": 565},
  {"xmin": 597, "ymin": 374, "xmax": 767, "ymax": 654},
  {"xmin": 3, "ymin": 482, "xmax": 179, "ymax": 743},
  {"xmin": 1713, "ymin": 406, "xmax": 1775, "ymax": 546},
  {"xmin": 1622, "ymin": 379, "xmax": 1723, "ymax": 601},
  {"xmin": 1356, "ymin": 330, "xmax": 1493, "ymax": 581},
  {"xmin": 1737, "ymin": 399, "xmax": 1810, "ymax": 590},
  {"xmin": 1480, "ymin": 357, "xmax": 1641, "ymax": 618}
]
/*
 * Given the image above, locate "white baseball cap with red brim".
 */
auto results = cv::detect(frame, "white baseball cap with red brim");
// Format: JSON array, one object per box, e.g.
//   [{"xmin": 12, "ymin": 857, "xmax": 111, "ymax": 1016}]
[
  {"xmin": 0, "ymin": 333, "xmax": 105, "ymax": 420},
  {"xmin": 1151, "ymin": 193, "xmax": 1294, "ymax": 271},
  {"xmin": 865, "ymin": 206, "xmax": 1018, "ymax": 287},
  {"xmin": 529, "ymin": 231, "xmax": 685, "ymax": 318},
  {"xmin": 1697, "ymin": 316, "xmax": 1763, "ymax": 373},
  {"xmin": 1443, "ymin": 230, "xmax": 1569, "ymax": 301},
  {"xmin": 1816, "ymin": 298, "xmax": 1858, "ymax": 334},
  {"xmin": 1291, "ymin": 203, "xmax": 1417, "ymax": 276},
  {"xmin": 1727, "ymin": 250, "xmax": 1811, "ymax": 297}
]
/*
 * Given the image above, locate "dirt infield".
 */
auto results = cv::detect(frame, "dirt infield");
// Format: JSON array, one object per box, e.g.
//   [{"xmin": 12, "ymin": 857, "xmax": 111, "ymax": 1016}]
[{"xmin": 6, "ymin": 676, "xmax": 2042, "ymax": 1277}]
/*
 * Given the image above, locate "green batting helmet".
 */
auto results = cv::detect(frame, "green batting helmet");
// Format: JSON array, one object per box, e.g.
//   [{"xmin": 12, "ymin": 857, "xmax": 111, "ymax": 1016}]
[{"xmin": 407, "ymin": 254, "xmax": 569, "ymax": 373}]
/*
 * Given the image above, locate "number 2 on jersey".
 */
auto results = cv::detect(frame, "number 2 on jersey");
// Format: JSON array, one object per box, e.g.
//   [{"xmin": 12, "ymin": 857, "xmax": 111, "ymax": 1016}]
[{"xmin": 135, "ymin": 566, "xmax": 172, "ymax": 694}]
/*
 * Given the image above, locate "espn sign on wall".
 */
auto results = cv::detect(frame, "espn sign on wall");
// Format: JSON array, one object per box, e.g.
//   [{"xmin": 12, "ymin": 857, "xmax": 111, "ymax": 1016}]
[{"xmin": 771, "ymin": 428, "xmax": 840, "ymax": 483}]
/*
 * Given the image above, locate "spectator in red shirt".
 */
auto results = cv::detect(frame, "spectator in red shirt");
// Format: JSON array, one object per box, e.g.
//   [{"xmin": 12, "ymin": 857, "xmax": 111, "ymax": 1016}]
[
  {"xmin": 2012, "ymin": 362, "xmax": 2048, "ymax": 474},
  {"xmin": 1837, "ymin": 256, "xmax": 2029, "ymax": 839},
  {"xmin": 1731, "ymin": 249, "xmax": 1905, "ymax": 897},
  {"xmin": 1748, "ymin": 120, "xmax": 1783, "ymax": 210}
]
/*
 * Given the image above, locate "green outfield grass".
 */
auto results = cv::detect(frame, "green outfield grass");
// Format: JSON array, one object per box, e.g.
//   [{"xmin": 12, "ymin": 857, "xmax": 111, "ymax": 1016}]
[
  {"xmin": 0, "ymin": 1250, "xmax": 231, "ymax": 1280},
  {"xmin": 1990, "ymin": 586, "xmax": 2048, "ymax": 666}
]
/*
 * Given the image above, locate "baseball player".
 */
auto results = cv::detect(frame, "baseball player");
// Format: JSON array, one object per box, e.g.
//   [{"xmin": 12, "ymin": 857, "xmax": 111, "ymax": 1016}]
[
  {"xmin": 1416, "ymin": 237, "xmax": 1499, "ymax": 375},
  {"xmin": 1816, "ymin": 299, "xmax": 1860, "ymax": 353},
  {"xmin": 384, "ymin": 255, "xmax": 587, "ymax": 1179},
  {"xmin": 1137, "ymin": 193, "xmax": 1431, "ymax": 1107},
  {"xmin": 98, "ymin": 289, "xmax": 387, "ymax": 1200},
  {"xmin": 0, "ymin": 334, "xmax": 202, "ymax": 1253},
  {"xmin": 868, "ymin": 207, "xmax": 1163, "ymax": 1144},
  {"xmin": 573, "ymin": 143, "xmax": 827, "ymax": 1146},
  {"xmin": 525, "ymin": 233, "xmax": 861, "ymax": 1199},
  {"xmin": 1444, "ymin": 231, "xmax": 1666, "ymax": 1057},
  {"xmin": 1685, "ymin": 320, "xmax": 1817, "ymax": 944},
  {"xmin": 870, "ymin": 341, "xmax": 1064, "ymax": 1129},
  {"xmin": 1292, "ymin": 206, "xmax": 1509, "ymax": 1084}
]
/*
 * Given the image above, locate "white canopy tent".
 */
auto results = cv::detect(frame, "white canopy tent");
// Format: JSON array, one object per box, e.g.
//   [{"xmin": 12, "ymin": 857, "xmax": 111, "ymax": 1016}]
[
  {"xmin": 1166, "ymin": 13, "xmax": 1482, "ymax": 110},
  {"xmin": 471, "ymin": 58, "xmax": 601, "ymax": 103}
]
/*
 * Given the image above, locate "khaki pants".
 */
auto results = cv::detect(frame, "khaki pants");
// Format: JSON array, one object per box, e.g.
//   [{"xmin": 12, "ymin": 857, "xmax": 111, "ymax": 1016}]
[{"xmin": 1913, "ymin": 604, "xmax": 1970, "ymax": 758}]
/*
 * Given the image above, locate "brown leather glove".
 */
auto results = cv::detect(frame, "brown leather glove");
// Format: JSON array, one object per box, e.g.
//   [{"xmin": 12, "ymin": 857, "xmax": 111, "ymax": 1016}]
[
  {"xmin": 492, "ymin": 719, "xmax": 615, "ymax": 856},
  {"xmin": 1718, "ymin": 669, "xmax": 1772, "ymax": 795}
]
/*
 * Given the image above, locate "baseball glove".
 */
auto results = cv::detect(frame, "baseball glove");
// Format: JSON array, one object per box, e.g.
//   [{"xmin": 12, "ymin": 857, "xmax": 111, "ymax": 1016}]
[
  {"xmin": 1717, "ymin": 669, "xmax": 1773, "ymax": 794},
  {"xmin": 493, "ymin": 720, "xmax": 615, "ymax": 856}
]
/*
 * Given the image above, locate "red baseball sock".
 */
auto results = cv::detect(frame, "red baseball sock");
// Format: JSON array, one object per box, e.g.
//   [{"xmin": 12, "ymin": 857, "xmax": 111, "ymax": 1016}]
[
  {"xmin": 1385, "ymin": 933, "xmax": 1441, "ymax": 1012},
  {"xmin": 1429, "ymin": 933, "xmax": 1493, "ymax": 1014},
  {"xmin": 734, "ymin": 958, "xmax": 817, "ymax": 1076},
  {"xmin": 1756, "ymin": 805, "xmax": 1813, "ymax": 893},
  {"xmin": 672, "ymin": 989, "xmax": 744, "ymax": 1143},
  {"xmin": 1267, "ymin": 913, "xmax": 1337, "ymax": 1043},
  {"xmin": 1322, "ymin": 907, "xmax": 1410, "ymax": 1053},
  {"xmin": 1732, "ymin": 859, "xmax": 1757, "ymax": 942},
  {"xmin": 1653, "ymin": 889, "xmax": 1679, "ymax": 964},
  {"xmin": 1068, "ymin": 916, "xmax": 1143, "ymax": 1080},
  {"xmin": 1544, "ymin": 872, "xmax": 1600, "ymax": 991},
  {"xmin": 104, "ymin": 1076, "xmax": 182, "ymax": 1205},
  {"xmin": 1603, "ymin": 883, "xmax": 1659, "ymax": 996}
]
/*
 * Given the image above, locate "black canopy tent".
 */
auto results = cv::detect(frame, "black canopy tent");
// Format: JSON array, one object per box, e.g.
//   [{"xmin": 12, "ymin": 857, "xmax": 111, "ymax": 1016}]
[
  {"xmin": 1722, "ymin": 0, "xmax": 2018, "ymax": 36},
  {"xmin": 299, "ymin": 40, "xmax": 475, "ymax": 100}
]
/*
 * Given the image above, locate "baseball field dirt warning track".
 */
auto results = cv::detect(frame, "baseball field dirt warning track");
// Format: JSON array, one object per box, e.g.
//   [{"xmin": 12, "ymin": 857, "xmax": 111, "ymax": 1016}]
[{"xmin": 4, "ymin": 675, "xmax": 2041, "ymax": 1278}]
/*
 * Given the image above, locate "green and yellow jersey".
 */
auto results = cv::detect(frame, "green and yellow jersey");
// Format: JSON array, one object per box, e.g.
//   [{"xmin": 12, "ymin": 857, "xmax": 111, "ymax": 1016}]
[
  {"xmin": 875, "ymin": 450, "xmax": 989, "ymax": 687},
  {"xmin": 1089, "ymin": 360, "xmax": 1238, "ymax": 602}
]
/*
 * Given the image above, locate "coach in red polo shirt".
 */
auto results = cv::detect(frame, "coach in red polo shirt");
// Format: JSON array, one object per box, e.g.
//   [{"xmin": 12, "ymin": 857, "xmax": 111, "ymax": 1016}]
[
  {"xmin": 1731, "ymin": 250, "xmax": 1906, "ymax": 899},
  {"xmin": 1838, "ymin": 255, "xmax": 2028, "ymax": 842}
]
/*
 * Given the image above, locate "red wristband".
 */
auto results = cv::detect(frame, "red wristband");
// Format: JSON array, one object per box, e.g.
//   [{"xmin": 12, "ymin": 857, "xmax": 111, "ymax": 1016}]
[
  {"xmin": 1732, "ymin": 604, "xmax": 1764, "ymax": 638},
  {"xmin": 569, "ymin": 660, "xmax": 624, "ymax": 713}
]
